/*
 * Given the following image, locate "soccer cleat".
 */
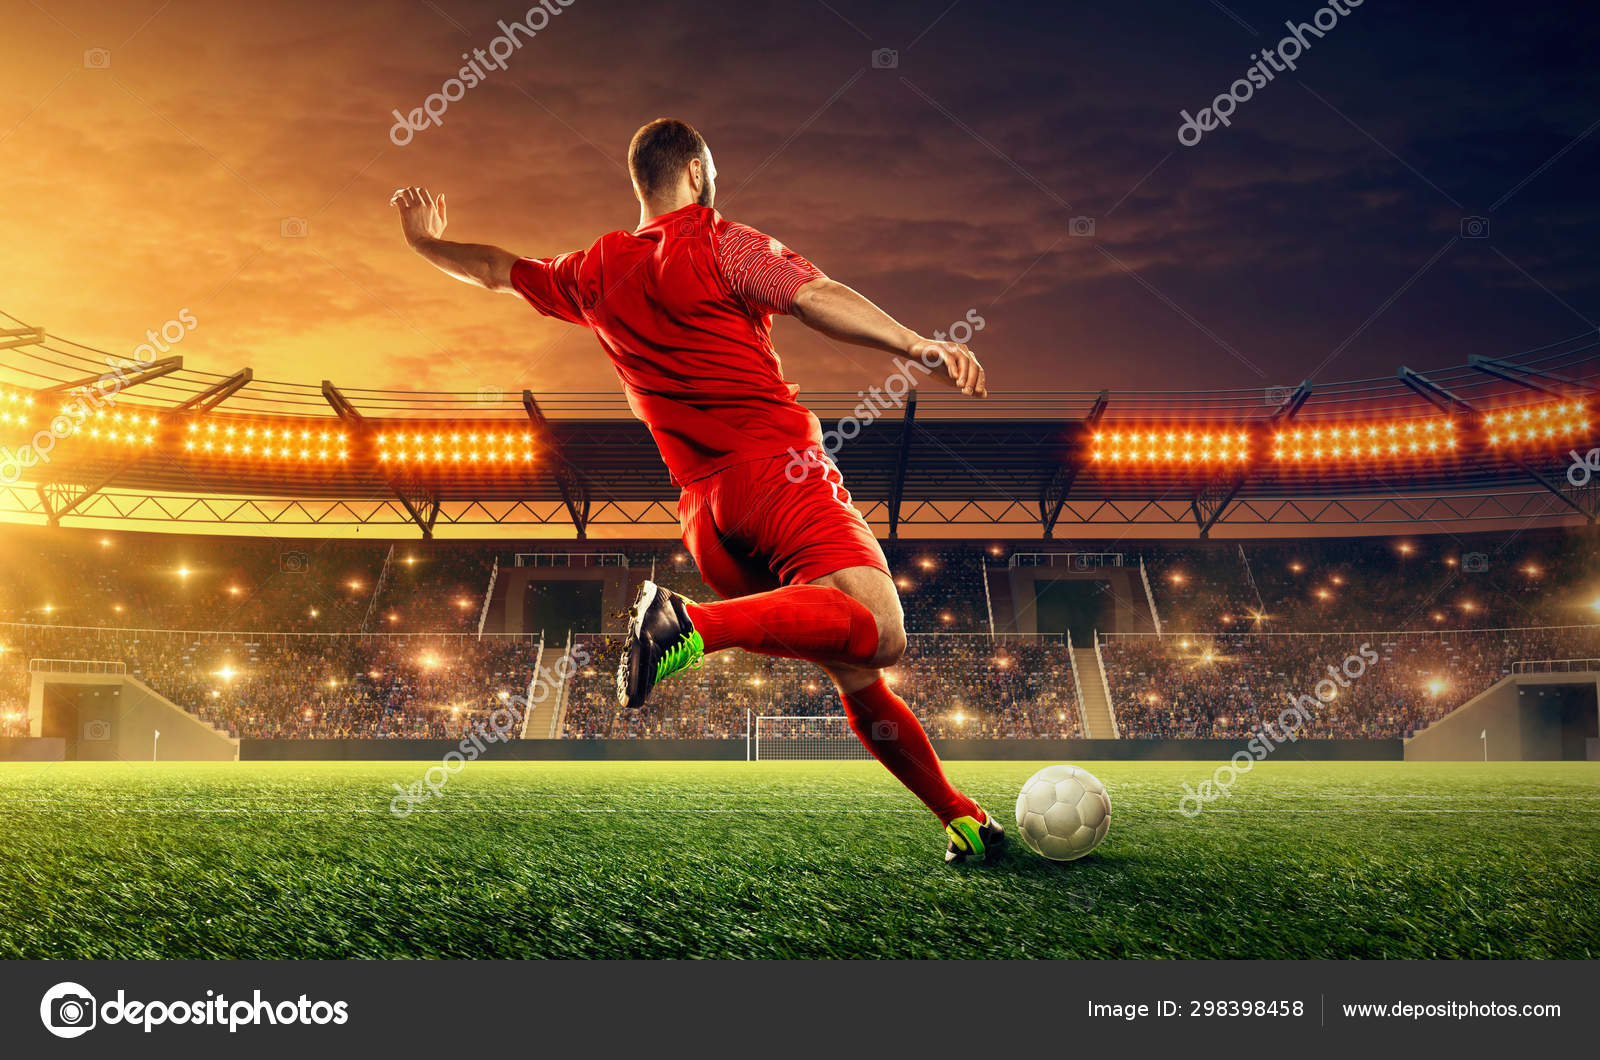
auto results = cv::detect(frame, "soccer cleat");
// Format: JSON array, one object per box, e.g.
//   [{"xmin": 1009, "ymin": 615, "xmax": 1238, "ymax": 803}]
[
  {"xmin": 944, "ymin": 808, "xmax": 1006, "ymax": 864},
  {"xmin": 616, "ymin": 580, "xmax": 704, "ymax": 709}
]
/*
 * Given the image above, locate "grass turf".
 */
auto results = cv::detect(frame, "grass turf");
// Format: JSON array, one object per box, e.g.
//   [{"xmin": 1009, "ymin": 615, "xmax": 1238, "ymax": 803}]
[{"xmin": 0, "ymin": 760, "xmax": 1596, "ymax": 958}]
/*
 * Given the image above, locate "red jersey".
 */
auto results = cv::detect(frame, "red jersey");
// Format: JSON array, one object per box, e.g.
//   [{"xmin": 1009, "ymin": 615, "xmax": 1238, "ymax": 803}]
[{"xmin": 510, "ymin": 203, "xmax": 827, "ymax": 486}]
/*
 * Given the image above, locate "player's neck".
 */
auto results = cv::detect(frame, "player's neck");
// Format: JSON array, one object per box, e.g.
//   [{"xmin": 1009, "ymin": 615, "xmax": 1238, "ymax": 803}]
[{"xmin": 638, "ymin": 196, "xmax": 697, "ymax": 229}]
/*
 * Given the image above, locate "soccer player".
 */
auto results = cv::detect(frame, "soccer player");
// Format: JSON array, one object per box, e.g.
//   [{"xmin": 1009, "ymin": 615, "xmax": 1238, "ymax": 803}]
[{"xmin": 392, "ymin": 118, "xmax": 1001, "ymax": 863}]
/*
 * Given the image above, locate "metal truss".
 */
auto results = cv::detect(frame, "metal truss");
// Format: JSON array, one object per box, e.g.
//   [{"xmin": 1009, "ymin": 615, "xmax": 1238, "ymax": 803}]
[
  {"xmin": 1, "ymin": 482, "xmax": 1583, "ymax": 538},
  {"xmin": 322, "ymin": 379, "xmax": 444, "ymax": 538},
  {"xmin": 1407, "ymin": 363, "xmax": 1597, "ymax": 524},
  {"xmin": 4, "ymin": 322, "xmax": 1594, "ymax": 539},
  {"xmin": 523, "ymin": 390, "xmax": 591, "ymax": 538},
  {"xmin": 1190, "ymin": 379, "xmax": 1311, "ymax": 538},
  {"xmin": 0, "ymin": 327, "xmax": 46, "ymax": 351},
  {"xmin": 886, "ymin": 388, "xmax": 917, "ymax": 540},
  {"xmin": 1039, "ymin": 389, "xmax": 1106, "ymax": 539},
  {"xmin": 33, "ymin": 364, "xmax": 254, "ymax": 526}
]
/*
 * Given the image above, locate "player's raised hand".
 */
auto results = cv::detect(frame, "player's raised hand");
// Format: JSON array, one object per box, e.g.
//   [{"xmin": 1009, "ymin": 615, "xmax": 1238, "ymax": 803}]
[
  {"xmin": 390, "ymin": 186, "xmax": 447, "ymax": 246},
  {"xmin": 910, "ymin": 336, "xmax": 988, "ymax": 398}
]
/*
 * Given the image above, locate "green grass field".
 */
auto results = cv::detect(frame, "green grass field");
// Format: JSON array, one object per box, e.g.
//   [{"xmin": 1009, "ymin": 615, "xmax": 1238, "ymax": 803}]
[{"xmin": 0, "ymin": 760, "xmax": 1596, "ymax": 959}]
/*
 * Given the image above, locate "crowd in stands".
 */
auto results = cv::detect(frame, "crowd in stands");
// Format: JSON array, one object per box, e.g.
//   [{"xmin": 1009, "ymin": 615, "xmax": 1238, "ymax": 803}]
[
  {"xmin": 0, "ymin": 530, "xmax": 1006, "ymax": 636},
  {"xmin": 0, "ymin": 625, "xmax": 1081, "ymax": 741},
  {"xmin": 8, "ymin": 526, "xmax": 1591, "ymax": 638},
  {"xmin": 559, "ymin": 635, "xmax": 1081, "ymax": 740},
  {"xmin": 885, "ymin": 546, "xmax": 992, "ymax": 633},
  {"xmin": 0, "ymin": 529, "xmax": 386, "ymax": 632},
  {"xmin": 1, "ymin": 525, "xmax": 1595, "ymax": 742},
  {"xmin": 1137, "ymin": 530, "xmax": 1599, "ymax": 633},
  {"xmin": 0, "ymin": 624, "xmax": 539, "ymax": 740},
  {"xmin": 1105, "ymin": 625, "xmax": 1600, "ymax": 739},
  {"xmin": 627, "ymin": 543, "xmax": 993, "ymax": 633},
  {"xmin": 366, "ymin": 543, "xmax": 499, "ymax": 633}
]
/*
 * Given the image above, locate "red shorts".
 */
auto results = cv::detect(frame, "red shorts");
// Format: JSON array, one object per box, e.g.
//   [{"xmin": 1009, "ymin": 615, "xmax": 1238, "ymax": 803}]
[{"xmin": 678, "ymin": 447, "xmax": 890, "ymax": 599}]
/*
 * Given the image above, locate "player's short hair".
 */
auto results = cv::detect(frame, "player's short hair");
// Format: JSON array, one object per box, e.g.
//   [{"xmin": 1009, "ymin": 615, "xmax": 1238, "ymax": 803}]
[{"xmin": 628, "ymin": 118, "xmax": 709, "ymax": 199}]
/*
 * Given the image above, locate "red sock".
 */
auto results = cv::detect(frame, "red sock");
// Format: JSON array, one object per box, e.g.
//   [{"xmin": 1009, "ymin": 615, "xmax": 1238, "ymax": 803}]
[
  {"xmin": 686, "ymin": 586, "xmax": 879, "ymax": 667},
  {"xmin": 842, "ymin": 679, "xmax": 981, "ymax": 826}
]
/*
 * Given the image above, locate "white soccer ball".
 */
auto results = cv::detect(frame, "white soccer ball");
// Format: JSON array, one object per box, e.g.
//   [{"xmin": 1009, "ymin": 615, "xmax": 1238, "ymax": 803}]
[{"xmin": 1014, "ymin": 764, "xmax": 1111, "ymax": 862}]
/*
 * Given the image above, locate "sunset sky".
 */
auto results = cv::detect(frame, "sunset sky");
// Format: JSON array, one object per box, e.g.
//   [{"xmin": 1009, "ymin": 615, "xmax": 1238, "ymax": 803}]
[{"xmin": 2, "ymin": 0, "xmax": 1596, "ymax": 405}]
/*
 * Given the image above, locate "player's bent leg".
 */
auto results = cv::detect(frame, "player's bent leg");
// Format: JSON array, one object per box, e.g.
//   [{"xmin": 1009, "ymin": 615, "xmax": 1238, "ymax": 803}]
[
  {"xmin": 819, "ymin": 659, "xmax": 1006, "ymax": 864},
  {"xmin": 616, "ymin": 575, "xmax": 884, "ymax": 709},
  {"xmin": 808, "ymin": 565, "xmax": 906, "ymax": 672},
  {"xmin": 619, "ymin": 570, "xmax": 898, "ymax": 709}
]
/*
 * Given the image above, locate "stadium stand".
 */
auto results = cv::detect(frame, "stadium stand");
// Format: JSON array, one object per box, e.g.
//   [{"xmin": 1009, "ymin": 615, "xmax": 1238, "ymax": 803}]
[
  {"xmin": 1104, "ymin": 626, "xmax": 1600, "ymax": 739},
  {"xmin": 560, "ymin": 634, "xmax": 1081, "ymax": 739},
  {"xmin": 0, "ymin": 525, "xmax": 1595, "ymax": 742}
]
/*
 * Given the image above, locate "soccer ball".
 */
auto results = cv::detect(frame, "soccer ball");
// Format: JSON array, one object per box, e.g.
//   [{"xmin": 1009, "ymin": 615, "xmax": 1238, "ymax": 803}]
[{"xmin": 1014, "ymin": 764, "xmax": 1111, "ymax": 862}]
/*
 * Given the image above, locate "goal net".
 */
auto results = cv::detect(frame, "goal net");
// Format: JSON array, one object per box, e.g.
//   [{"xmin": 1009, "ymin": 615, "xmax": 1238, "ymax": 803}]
[{"xmin": 752, "ymin": 715, "xmax": 870, "ymax": 761}]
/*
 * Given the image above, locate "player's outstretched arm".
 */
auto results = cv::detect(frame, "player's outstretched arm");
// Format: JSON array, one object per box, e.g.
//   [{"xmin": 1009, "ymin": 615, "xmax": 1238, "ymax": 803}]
[
  {"xmin": 790, "ymin": 277, "xmax": 987, "ymax": 397},
  {"xmin": 391, "ymin": 186, "xmax": 520, "ymax": 293}
]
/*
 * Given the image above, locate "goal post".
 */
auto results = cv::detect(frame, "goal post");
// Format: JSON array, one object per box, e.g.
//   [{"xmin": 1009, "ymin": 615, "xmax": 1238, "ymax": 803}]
[{"xmin": 752, "ymin": 715, "xmax": 870, "ymax": 761}]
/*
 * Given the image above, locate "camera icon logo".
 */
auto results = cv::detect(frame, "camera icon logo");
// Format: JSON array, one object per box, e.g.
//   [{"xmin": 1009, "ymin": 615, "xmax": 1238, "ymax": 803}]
[
  {"xmin": 281, "ymin": 550, "xmax": 309, "ymax": 574},
  {"xmin": 1462, "ymin": 552, "xmax": 1489, "ymax": 573},
  {"xmin": 870, "ymin": 720, "xmax": 899, "ymax": 740},
  {"xmin": 871, "ymin": 48, "xmax": 898, "ymax": 69},
  {"xmin": 83, "ymin": 48, "xmax": 111, "ymax": 69},
  {"xmin": 41, "ymin": 982, "xmax": 97, "ymax": 1038},
  {"xmin": 1068, "ymin": 216, "xmax": 1096, "ymax": 238},
  {"xmin": 477, "ymin": 385, "xmax": 504, "ymax": 404},
  {"xmin": 1460, "ymin": 216, "xmax": 1489, "ymax": 239},
  {"xmin": 1264, "ymin": 386, "xmax": 1291, "ymax": 407},
  {"xmin": 280, "ymin": 217, "xmax": 309, "ymax": 238},
  {"xmin": 82, "ymin": 720, "xmax": 111, "ymax": 741}
]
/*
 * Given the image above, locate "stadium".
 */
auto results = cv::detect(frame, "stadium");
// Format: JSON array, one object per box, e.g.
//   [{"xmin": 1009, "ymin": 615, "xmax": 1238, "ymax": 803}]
[{"xmin": 1, "ymin": 316, "xmax": 1596, "ymax": 959}]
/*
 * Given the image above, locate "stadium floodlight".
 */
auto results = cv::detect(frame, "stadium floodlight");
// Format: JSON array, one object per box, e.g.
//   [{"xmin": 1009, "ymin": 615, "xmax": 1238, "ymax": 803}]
[
  {"xmin": 0, "ymin": 388, "xmax": 36, "ymax": 426},
  {"xmin": 374, "ymin": 429, "xmax": 535, "ymax": 466},
  {"xmin": 1091, "ymin": 427, "xmax": 1251, "ymax": 467},
  {"xmin": 1273, "ymin": 416, "xmax": 1457, "ymax": 462},
  {"xmin": 184, "ymin": 417, "xmax": 349, "ymax": 462},
  {"xmin": 1482, "ymin": 401, "xmax": 1589, "ymax": 448}
]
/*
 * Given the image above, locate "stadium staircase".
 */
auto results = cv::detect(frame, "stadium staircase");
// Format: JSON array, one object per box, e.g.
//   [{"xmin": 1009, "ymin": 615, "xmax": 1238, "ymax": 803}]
[
  {"xmin": 361, "ymin": 545, "xmax": 395, "ymax": 633},
  {"xmin": 985, "ymin": 570, "xmax": 1016, "ymax": 633},
  {"xmin": 1072, "ymin": 642, "xmax": 1120, "ymax": 738},
  {"xmin": 518, "ymin": 633, "xmax": 573, "ymax": 739}
]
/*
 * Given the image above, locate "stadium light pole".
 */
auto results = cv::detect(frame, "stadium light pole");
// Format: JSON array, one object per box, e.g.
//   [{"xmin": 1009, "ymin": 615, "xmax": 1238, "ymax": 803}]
[
  {"xmin": 1466, "ymin": 354, "xmax": 1596, "ymax": 400},
  {"xmin": 322, "ymin": 379, "xmax": 443, "ymax": 538},
  {"xmin": 38, "ymin": 355, "xmax": 185, "ymax": 399},
  {"xmin": 1190, "ymin": 380, "xmax": 1311, "ymax": 539},
  {"xmin": 522, "ymin": 390, "xmax": 591, "ymax": 539},
  {"xmin": 1040, "ymin": 389, "xmax": 1109, "ymax": 539},
  {"xmin": 0, "ymin": 326, "xmax": 46, "ymax": 351},
  {"xmin": 887, "ymin": 387, "xmax": 917, "ymax": 541}
]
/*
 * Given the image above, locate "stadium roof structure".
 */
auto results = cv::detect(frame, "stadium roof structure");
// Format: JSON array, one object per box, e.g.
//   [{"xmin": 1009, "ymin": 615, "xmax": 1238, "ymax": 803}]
[{"xmin": 0, "ymin": 309, "xmax": 1596, "ymax": 540}]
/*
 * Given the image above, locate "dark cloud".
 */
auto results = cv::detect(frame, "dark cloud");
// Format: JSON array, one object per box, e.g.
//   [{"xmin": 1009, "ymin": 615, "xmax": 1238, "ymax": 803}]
[{"xmin": 1, "ymin": 0, "xmax": 1595, "ymax": 402}]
